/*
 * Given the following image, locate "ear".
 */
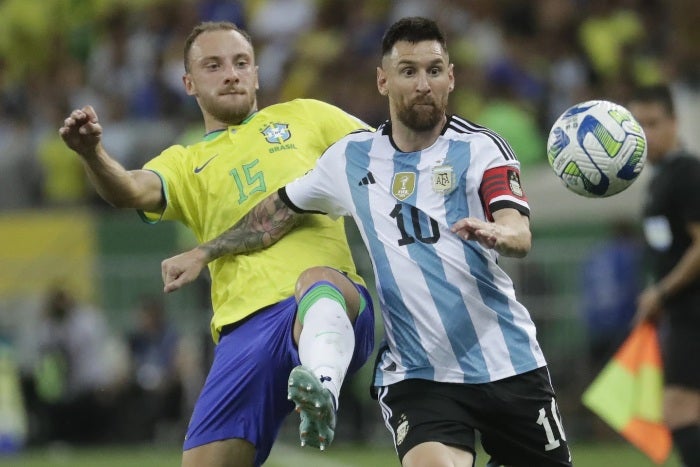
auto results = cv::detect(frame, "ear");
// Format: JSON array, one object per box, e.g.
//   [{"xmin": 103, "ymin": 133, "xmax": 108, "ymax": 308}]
[
  {"xmin": 377, "ymin": 67, "xmax": 388, "ymax": 96},
  {"xmin": 448, "ymin": 63, "xmax": 455, "ymax": 93},
  {"xmin": 254, "ymin": 65, "xmax": 260, "ymax": 90},
  {"xmin": 183, "ymin": 73, "xmax": 196, "ymax": 96}
]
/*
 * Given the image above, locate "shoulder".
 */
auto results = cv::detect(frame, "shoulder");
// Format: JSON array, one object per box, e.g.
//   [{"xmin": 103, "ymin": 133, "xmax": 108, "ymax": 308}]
[
  {"xmin": 268, "ymin": 98, "xmax": 342, "ymax": 115},
  {"xmin": 149, "ymin": 144, "xmax": 191, "ymax": 162},
  {"xmin": 329, "ymin": 126, "xmax": 376, "ymax": 147},
  {"xmin": 261, "ymin": 99, "xmax": 360, "ymax": 126},
  {"xmin": 445, "ymin": 115, "xmax": 518, "ymax": 161},
  {"xmin": 163, "ymin": 143, "xmax": 189, "ymax": 152},
  {"xmin": 673, "ymin": 151, "xmax": 700, "ymax": 167},
  {"xmin": 665, "ymin": 152, "xmax": 700, "ymax": 177},
  {"xmin": 313, "ymin": 128, "xmax": 376, "ymax": 166},
  {"xmin": 292, "ymin": 98, "xmax": 340, "ymax": 111},
  {"xmin": 445, "ymin": 115, "xmax": 504, "ymax": 142}
]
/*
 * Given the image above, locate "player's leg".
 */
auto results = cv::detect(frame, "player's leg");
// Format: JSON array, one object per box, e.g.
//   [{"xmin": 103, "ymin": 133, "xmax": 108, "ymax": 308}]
[
  {"xmin": 402, "ymin": 442, "xmax": 474, "ymax": 467},
  {"xmin": 377, "ymin": 379, "xmax": 476, "ymax": 467},
  {"xmin": 659, "ymin": 323, "xmax": 700, "ymax": 466},
  {"xmin": 289, "ymin": 266, "xmax": 374, "ymax": 450},
  {"xmin": 182, "ymin": 439, "xmax": 255, "ymax": 467},
  {"xmin": 477, "ymin": 367, "xmax": 572, "ymax": 467},
  {"xmin": 182, "ymin": 298, "xmax": 305, "ymax": 467},
  {"xmin": 293, "ymin": 267, "xmax": 363, "ymax": 395},
  {"xmin": 664, "ymin": 386, "xmax": 700, "ymax": 466}
]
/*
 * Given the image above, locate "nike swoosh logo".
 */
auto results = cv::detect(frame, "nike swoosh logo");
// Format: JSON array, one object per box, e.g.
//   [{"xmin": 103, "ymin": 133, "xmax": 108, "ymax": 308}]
[{"xmin": 194, "ymin": 154, "xmax": 219, "ymax": 173}]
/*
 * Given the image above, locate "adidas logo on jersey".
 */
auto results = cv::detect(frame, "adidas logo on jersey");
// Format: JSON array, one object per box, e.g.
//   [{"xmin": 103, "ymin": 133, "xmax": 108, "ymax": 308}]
[{"xmin": 358, "ymin": 172, "xmax": 376, "ymax": 186}]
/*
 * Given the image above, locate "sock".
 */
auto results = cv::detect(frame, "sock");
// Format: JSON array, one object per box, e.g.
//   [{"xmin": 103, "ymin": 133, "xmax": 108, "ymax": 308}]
[
  {"xmin": 672, "ymin": 425, "xmax": 700, "ymax": 467},
  {"xmin": 297, "ymin": 282, "xmax": 355, "ymax": 408}
]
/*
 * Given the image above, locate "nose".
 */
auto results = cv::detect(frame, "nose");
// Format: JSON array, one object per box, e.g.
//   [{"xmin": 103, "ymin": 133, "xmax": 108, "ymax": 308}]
[
  {"xmin": 415, "ymin": 71, "xmax": 430, "ymax": 93},
  {"xmin": 223, "ymin": 62, "xmax": 239, "ymax": 83}
]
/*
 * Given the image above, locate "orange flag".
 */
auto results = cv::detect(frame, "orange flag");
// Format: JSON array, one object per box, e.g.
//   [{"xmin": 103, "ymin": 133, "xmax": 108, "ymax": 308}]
[{"xmin": 582, "ymin": 323, "xmax": 671, "ymax": 464}]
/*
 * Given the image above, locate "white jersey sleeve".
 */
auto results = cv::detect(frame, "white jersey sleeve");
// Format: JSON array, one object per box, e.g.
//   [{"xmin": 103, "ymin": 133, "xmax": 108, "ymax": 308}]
[{"xmin": 283, "ymin": 136, "xmax": 360, "ymax": 219}]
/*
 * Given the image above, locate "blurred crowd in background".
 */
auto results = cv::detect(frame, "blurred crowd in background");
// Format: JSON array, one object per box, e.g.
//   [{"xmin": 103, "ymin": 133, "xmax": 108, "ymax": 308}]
[
  {"xmin": 0, "ymin": 0, "xmax": 699, "ymax": 211},
  {"xmin": 1, "ymin": 0, "xmax": 700, "ymax": 451},
  {"xmin": 16, "ymin": 288, "xmax": 194, "ymax": 446}
]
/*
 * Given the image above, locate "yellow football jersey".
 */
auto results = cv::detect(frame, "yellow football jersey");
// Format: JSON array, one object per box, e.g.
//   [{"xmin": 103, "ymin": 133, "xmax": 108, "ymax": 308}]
[{"xmin": 140, "ymin": 99, "xmax": 369, "ymax": 342}]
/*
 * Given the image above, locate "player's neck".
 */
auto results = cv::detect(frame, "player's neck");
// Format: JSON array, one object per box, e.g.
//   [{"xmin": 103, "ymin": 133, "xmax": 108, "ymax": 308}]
[
  {"xmin": 202, "ymin": 108, "xmax": 258, "ymax": 133},
  {"xmin": 390, "ymin": 115, "xmax": 445, "ymax": 153}
]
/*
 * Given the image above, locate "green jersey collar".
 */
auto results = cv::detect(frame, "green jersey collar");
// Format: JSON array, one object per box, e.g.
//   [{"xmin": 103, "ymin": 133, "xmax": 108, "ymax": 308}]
[{"xmin": 202, "ymin": 111, "xmax": 258, "ymax": 141}]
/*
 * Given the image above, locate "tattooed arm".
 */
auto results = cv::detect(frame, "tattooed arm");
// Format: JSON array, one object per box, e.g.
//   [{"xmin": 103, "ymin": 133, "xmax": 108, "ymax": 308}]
[{"xmin": 161, "ymin": 191, "xmax": 301, "ymax": 293}]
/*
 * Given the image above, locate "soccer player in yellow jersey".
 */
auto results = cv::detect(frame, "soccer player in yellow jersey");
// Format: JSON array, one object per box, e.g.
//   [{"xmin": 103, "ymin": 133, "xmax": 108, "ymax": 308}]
[{"xmin": 59, "ymin": 21, "xmax": 374, "ymax": 467}]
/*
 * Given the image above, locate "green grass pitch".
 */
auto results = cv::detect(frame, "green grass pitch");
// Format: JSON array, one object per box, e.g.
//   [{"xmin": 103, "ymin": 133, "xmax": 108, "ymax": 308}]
[{"xmin": 3, "ymin": 441, "xmax": 681, "ymax": 466}]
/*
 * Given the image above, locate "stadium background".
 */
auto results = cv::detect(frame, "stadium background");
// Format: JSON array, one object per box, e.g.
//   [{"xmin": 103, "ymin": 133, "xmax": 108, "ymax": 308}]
[{"xmin": 0, "ymin": 0, "xmax": 698, "ymax": 465}]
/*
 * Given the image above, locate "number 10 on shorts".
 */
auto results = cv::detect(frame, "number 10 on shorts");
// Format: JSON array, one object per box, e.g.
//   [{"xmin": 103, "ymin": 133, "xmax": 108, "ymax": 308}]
[{"xmin": 537, "ymin": 398, "xmax": 567, "ymax": 451}]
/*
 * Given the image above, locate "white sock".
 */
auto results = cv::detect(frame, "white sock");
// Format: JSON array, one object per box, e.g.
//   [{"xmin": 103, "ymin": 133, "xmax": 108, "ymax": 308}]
[{"xmin": 298, "ymin": 284, "xmax": 355, "ymax": 407}]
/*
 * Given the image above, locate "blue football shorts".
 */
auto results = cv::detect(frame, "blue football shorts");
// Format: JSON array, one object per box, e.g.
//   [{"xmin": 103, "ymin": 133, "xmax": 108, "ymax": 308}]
[{"xmin": 183, "ymin": 283, "xmax": 375, "ymax": 466}]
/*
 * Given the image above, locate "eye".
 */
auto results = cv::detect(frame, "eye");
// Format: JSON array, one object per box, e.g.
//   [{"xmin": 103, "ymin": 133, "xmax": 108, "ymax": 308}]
[
  {"xmin": 429, "ymin": 66, "xmax": 442, "ymax": 76},
  {"xmin": 205, "ymin": 62, "xmax": 219, "ymax": 71}
]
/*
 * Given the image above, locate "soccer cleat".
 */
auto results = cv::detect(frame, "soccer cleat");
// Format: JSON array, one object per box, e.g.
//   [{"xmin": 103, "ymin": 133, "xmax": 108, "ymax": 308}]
[{"xmin": 287, "ymin": 365, "xmax": 337, "ymax": 451}]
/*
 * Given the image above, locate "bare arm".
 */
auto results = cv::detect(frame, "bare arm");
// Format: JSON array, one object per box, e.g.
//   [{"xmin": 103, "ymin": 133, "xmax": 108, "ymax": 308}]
[
  {"xmin": 450, "ymin": 208, "xmax": 531, "ymax": 258},
  {"xmin": 161, "ymin": 191, "xmax": 301, "ymax": 293},
  {"xmin": 59, "ymin": 105, "xmax": 163, "ymax": 210},
  {"xmin": 635, "ymin": 221, "xmax": 700, "ymax": 323}
]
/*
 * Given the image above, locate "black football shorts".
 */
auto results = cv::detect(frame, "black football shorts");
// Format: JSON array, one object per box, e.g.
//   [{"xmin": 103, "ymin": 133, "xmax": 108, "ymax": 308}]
[
  {"xmin": 659, "ymin": 319, "xmax": 700, "ymax": 389},
  {"xmin": 377, "ymin": 367, "xmax": 573, "ymax": 466}
]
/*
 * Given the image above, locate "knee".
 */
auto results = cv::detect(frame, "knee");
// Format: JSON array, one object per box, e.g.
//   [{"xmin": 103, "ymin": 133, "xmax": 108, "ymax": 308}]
[
  {"xmin": 295, "ymin": 267, "xmax": 361, "ymax": 321},
  {"xmin": 295, "ymin": 267, "xmax": 333, "ymax": 294}
]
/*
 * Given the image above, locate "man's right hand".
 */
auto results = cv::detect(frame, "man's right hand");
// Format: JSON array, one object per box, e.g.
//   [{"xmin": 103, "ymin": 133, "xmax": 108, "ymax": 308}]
[
  {"xmin": 58, "ymin": 105, "xmax": 103, "ymax": 158},
  {"xmin": 161, "ymin": 248, "xmax": 210, "ymax": 293}
]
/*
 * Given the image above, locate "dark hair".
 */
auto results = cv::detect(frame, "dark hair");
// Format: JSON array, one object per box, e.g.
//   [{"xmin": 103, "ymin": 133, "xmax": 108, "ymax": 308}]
[
  {"xmin": 184, "ymin": 21, "xmax": 253, "ymax": 72},
  {"xmin": 381, "ymin": 17, "xmax": 447, "ymax": 57},
  {"xmin": 629, "ymin": 84, "xmax": 675, "ymax": 117}
]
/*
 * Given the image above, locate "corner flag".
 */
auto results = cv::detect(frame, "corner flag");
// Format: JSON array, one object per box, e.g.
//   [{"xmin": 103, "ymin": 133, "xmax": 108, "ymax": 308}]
[{"xmin": 582, "ymin": 323, "xmax": 671, "ymax": 464}]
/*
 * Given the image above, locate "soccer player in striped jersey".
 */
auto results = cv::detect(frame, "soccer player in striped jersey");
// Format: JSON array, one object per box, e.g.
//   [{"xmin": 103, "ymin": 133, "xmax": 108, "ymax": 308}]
[
  {"xmin": 162, "ymin": 16, "xmax": 572, "ymax": 467},
  {"xmin": 59, "ymin": 21, "xmax": 375, "ymax": 467}
]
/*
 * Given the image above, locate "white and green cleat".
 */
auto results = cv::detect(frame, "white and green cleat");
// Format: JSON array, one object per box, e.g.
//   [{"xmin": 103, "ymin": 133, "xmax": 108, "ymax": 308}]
[{"xmin": 287, "ymin": 365, "xmax": 337, "ymax": 451}]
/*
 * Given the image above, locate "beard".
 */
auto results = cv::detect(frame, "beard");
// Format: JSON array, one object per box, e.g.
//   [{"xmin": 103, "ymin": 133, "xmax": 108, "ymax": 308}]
[
  {"xmin": 200, "ymin": 91, "xmax": 257, "ymax": 125},
  {"xmin": 396, "ymin": 97, "xmax": 446, "ymax": 131}
]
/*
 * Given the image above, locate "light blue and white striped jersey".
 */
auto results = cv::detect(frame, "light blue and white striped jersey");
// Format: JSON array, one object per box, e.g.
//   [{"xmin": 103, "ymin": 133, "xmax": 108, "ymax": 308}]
[{"xmin": 283, "ymin": 115, "xmax": 547, "ymax": 386}]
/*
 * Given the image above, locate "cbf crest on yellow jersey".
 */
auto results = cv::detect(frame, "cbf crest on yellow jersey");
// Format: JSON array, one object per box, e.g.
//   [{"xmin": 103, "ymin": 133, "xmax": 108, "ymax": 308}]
[
  {"xmin": 261, "ymin": 122, "xmax": 291, "ymax": 145},
  {"xmin": 140, "ymin": 99, "xmax": 369, "ymax": 342}
]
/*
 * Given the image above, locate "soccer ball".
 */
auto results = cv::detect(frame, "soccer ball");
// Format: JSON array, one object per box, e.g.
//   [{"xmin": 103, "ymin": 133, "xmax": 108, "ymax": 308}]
[{"xmin": 546, "ymin": 99, "xmax": 647, "ymax": 197}]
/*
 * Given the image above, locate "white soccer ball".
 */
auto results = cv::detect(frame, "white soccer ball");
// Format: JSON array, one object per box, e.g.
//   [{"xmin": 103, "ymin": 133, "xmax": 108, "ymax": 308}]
[{"xmin": 546, "ymin": 99, "xmax": 647, "ymax": 197}]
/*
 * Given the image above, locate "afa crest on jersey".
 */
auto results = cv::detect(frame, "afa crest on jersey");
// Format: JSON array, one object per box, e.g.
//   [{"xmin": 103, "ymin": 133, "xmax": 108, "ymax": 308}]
[
  {"xmin": 431, "ymin": 164, "xmax": 455, "ymax": 194},
  {"xmin": 260, "ymin": 123, "xmax": 291, "ymax": 144}
]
